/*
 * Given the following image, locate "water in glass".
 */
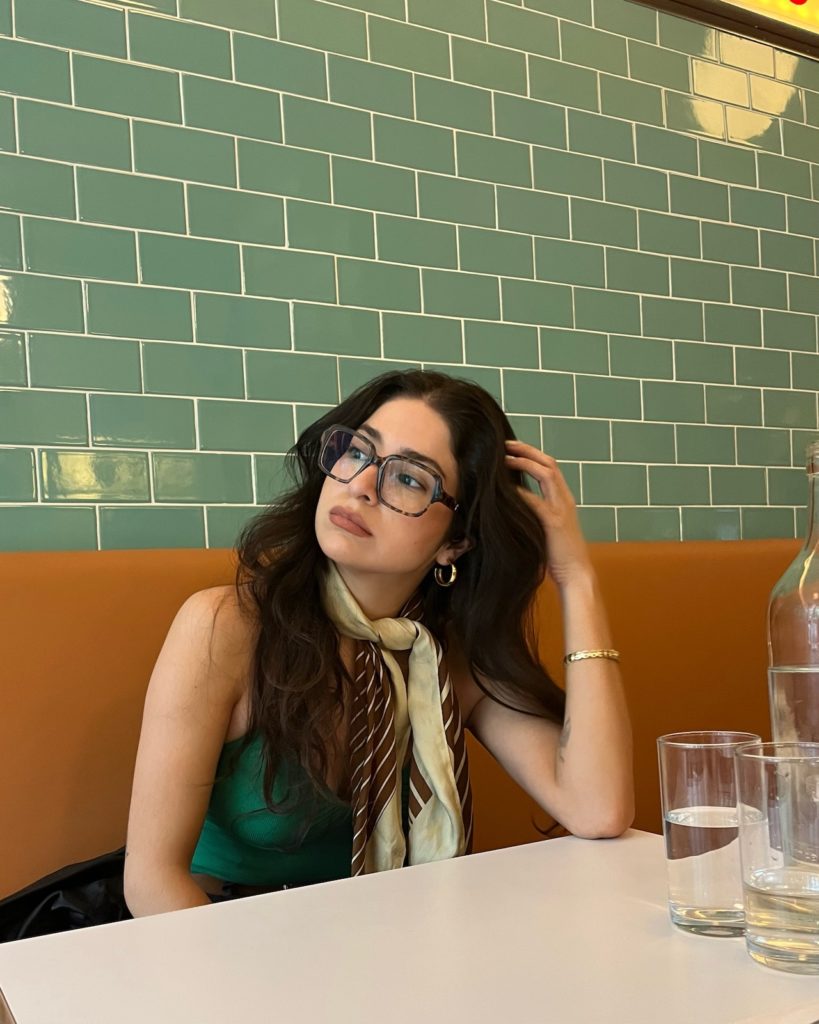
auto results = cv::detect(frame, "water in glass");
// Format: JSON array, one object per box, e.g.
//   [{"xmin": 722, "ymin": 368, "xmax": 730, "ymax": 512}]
[
  {"xmin": 664, "ymin": 805, "xmax": 744, "ymax": 935},
  {"xmin": 744, "ymin": 866, "xmax": 819, "ymax": 973}
]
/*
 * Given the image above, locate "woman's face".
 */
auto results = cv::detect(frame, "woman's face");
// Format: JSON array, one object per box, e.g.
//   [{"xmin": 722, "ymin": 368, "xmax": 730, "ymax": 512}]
[{"xmin": 315, "ymin": 397, "xmax": 463, "ymax": 579}]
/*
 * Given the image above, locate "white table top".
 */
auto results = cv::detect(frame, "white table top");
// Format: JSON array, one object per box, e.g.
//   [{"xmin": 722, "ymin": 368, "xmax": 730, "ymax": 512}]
[{"xmin": 1, "ymin": 830, "xmax": 818, "ymax": 1024}]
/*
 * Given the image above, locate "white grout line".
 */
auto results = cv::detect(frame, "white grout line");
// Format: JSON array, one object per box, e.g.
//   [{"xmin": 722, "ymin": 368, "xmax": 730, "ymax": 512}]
[
  {"xmin": 227, "ymin": 28, "xmax": 236, "ymax": 82},
  {"xmin": 125, "ymin": 114, "xmax": 136, "ymax": 174},
  {"xmin": 84, "ymin": 390, "xmax": 93, "ymax": 451},
  {"xmin": 7, "ymin": 94, "xmax": 18, "ymax": 153},
  {"xmin": 377, "ymin": 309, "xmax": 384, "ymax": 359},
  {"xmin": 187, "ymin": 289, "xmax": 198, "ymax": 342},
  {"xmin": 202, "ymin": 503, "xmax": 211, "ymax": 546},
  {"xmin": 67, "ymin": 48, "xmax": 77, "ymax": 107},
  {"xmin": 123, "ymin": 8, "xmax": 134, "ymax": 61},
  {"xmin": 287, "ymin": 300, "xmax": 296, "ymax": 351},
  {"xmin": 137, "ymin": 338, "xmax": 145, "ymax": 393}
]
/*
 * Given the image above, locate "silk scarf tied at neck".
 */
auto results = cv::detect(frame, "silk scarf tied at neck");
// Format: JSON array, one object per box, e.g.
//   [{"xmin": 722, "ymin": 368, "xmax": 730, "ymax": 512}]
[{"xmin": 321, "ymin": 561, "xmax": 474, "ymax": 875}]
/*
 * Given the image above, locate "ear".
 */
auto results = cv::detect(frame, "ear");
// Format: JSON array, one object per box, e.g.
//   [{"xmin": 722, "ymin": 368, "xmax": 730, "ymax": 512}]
[{"xmin": 435, "ymin": 535, "xmax": 473, "ymax": 567}]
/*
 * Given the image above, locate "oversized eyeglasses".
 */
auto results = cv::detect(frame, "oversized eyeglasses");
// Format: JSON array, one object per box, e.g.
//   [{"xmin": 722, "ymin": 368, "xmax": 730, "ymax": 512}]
[{"xmin": 318, "ymin": 425, "xmax": 459, "ymax": 517}]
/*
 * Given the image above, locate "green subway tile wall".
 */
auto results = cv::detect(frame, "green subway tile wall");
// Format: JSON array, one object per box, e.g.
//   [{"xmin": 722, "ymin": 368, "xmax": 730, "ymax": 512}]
[{"xmin": 0, "ymin": 0, "xmax": 818, "ymax": 550}]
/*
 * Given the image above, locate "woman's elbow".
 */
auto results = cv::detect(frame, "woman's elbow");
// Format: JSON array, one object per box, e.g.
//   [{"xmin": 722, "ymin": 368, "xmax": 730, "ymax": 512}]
[
  {"xmin": 123, "ymin": 857, "xmax": 154, "ymax": 917},
  {"xmin": 575, "ymin": 815, "xmax": 633, "ymax": 840},
  {"xmin": 122, "ymin": 857, "xmax": 209, "ymax": 917},
  {"xmin": 123, "ymin": 868, "xmax": 146, "ymax": 917},
  {"xmin": 566, "ymin": 797, "xmax": 635, "ymax": 839}
]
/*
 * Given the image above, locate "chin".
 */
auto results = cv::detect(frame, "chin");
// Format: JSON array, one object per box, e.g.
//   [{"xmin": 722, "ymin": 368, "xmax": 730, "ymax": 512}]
[
  {"xmin": 316, "ymin": 530, "xmax": 399, "ymax": 579},
  {"xmin": 316, "ymin": 523, "xmax": 367, "ymax": 566}
]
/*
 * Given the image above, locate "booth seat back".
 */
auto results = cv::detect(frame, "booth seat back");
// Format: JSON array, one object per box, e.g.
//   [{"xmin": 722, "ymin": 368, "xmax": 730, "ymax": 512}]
[{"xmin": 0, "ymin": 539, "xmax": 798, "ymax": 900}]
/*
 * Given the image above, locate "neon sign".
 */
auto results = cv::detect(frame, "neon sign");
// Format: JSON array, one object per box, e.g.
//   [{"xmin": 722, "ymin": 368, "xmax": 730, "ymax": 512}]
[
  {"xmin": 643, "ymin": 0, "xmax": 819, "ymax": 54},
  {"xmin": 721, "ymin": 0, "xmax": 819, "ymax": 33}
]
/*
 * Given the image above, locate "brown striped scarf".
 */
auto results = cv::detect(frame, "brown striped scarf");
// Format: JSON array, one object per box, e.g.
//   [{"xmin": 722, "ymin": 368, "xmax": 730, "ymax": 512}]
[{"xmin": 322, "ymin": 561, "xmax": 474, "ymax": 875}]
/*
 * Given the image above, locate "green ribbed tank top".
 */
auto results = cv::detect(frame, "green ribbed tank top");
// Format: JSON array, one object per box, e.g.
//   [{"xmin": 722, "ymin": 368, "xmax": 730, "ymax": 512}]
[{"xmin": 190, "ymin": 733, "xmax": 411, "ymax": 887}]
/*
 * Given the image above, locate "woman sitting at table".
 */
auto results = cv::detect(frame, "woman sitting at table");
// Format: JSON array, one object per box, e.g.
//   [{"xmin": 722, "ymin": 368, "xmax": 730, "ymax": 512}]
[{"xmin": 124, "ymin": 370, "xmax": 633, "ymax": 916}]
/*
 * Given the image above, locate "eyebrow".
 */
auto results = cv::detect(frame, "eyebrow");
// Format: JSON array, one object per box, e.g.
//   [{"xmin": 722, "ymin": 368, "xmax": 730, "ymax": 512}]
[{"xmin": 358, "ymin": 424, "xmax": 447, "ymax": 480}]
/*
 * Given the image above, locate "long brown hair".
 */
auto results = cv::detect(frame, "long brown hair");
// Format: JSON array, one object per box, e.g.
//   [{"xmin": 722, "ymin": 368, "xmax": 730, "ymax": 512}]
[{"xmin": 230, "ymin": 370, "xmax": 565, "ymax": 845}]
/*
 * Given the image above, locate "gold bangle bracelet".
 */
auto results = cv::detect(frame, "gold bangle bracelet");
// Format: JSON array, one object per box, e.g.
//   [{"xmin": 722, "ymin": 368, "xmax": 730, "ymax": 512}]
[{"xmin": 563, "ymin": 648, "xmax": 620, "ymax": 665}]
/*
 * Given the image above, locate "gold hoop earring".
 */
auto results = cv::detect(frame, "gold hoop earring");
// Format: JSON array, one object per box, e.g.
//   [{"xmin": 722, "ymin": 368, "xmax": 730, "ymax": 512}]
[{"xmin": 434, "ymin": 563, "xmax": 457, "ymax": 588}]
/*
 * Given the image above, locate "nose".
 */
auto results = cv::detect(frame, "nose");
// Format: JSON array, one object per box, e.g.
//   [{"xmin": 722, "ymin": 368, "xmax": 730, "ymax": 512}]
[{"xmin": 346, "ymin": 461, "xmax": 379, "ymax": 503}]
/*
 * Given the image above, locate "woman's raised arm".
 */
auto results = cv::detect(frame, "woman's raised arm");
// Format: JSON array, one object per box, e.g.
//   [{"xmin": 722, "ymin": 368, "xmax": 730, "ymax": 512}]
[{"xmin": 465, "ymin": 440, "xmax": 633, "ymax": 838}]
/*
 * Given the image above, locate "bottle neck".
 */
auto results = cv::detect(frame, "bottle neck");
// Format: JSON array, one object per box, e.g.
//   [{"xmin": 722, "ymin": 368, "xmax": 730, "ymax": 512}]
[{"xmin": 807, "ymin": 457, "xmax": 819, "ymax": 549}]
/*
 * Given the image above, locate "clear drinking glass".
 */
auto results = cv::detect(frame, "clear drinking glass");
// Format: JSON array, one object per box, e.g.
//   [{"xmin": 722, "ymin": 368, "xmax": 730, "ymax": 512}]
[
  {"xmin": 736, "ymin": 741, "xmax": 819, "ymax": 973},
  {"xmin": 658, "ymin": 730, "xmax": 760, "ymax": 936}
]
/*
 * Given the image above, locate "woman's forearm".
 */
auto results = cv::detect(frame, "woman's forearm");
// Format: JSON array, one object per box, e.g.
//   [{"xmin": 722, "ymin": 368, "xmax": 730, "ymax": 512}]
[{"xmin": 555, "ymin": 569, "xmax": 634, "ymax": 837}]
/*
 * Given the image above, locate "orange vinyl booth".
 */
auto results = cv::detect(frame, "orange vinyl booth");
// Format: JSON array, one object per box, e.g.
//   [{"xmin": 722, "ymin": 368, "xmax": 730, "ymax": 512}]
[{"xmin": 0, "ymin": 538, "xmax": 799, "ymax": 901}]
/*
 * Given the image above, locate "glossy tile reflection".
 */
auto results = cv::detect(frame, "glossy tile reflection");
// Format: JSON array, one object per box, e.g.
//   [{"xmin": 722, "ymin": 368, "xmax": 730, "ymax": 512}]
[
  {"xmin": 0, "ymin": 274, "xmax": 12, "ymax": 323},
  {"xmin": 666, "ymin": 93, "xmax": 725, "ymax": 138},
  {"xmin": 750, "ymin": 76, "xmax": 803, "ymax": 119},
  {"xmin": 693, "ymin": 59, "xmax": 749, "ymax": 105},
  {"xmin": 719, "ymin": 32, "xmax": 774, "ymax": 76},
  {"xmin": 40, "ymin": 450, "xmax": 150, "ymax": 501},
  {"xmin": 727, "ymin": 108, "xmax": 781, "ymax": 152}
]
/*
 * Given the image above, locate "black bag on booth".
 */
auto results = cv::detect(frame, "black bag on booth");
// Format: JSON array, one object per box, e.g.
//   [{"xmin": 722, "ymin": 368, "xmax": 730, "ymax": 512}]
[{"xmin": 0, "ymin": 848, "xmax": 132, "ymax": 943}]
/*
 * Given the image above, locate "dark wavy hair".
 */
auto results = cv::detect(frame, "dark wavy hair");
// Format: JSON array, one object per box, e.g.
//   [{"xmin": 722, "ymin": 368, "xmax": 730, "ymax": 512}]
[{"xmin": 228, "ymin": 370, "xmax": 566, "ymax": 846}]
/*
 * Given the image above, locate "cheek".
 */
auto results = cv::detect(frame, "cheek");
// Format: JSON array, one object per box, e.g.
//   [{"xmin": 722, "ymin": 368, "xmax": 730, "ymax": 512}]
[
  {"xmin": 393, "ymin": 511, "xmax": 451, "ymax": 558},
  {"xmin": 314, "ymin": 479, "xmax": 340, "ymax": 537},
  {"xmin": 316, "ymin": 476, "xmax": 342, "ymax": 511}
]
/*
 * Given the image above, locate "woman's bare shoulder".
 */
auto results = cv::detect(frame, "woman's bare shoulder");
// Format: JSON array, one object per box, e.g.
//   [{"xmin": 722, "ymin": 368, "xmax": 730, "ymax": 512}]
[
  {"xmin": 176, "ymin": 584, "xmax": 256, "ymax": 631},
  {"xmin": 172, "ymin": 585, "xmax": 259, "ymax": 688}
]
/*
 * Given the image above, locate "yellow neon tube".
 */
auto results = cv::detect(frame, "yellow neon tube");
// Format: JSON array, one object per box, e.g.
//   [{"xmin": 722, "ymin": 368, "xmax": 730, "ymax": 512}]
[{"xmin": 719, "ymin": 0, "xmax": 819, "ymax": 33}]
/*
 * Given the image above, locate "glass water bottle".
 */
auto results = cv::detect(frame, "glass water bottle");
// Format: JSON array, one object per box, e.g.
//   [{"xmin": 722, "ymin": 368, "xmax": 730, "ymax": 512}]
[{"xmin": 768, "ymin": 440, "xmax": 819, "ymax": 742}]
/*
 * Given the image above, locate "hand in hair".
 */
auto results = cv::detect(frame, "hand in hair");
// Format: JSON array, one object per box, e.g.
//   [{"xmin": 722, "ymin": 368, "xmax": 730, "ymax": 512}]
[
  {"xmin": 500, "ymin": 439, "xmax": 633, "ymax": 837},
  {"xmin": 503, "ymin": 440, "xmax": 591, "ymax": 590}
]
